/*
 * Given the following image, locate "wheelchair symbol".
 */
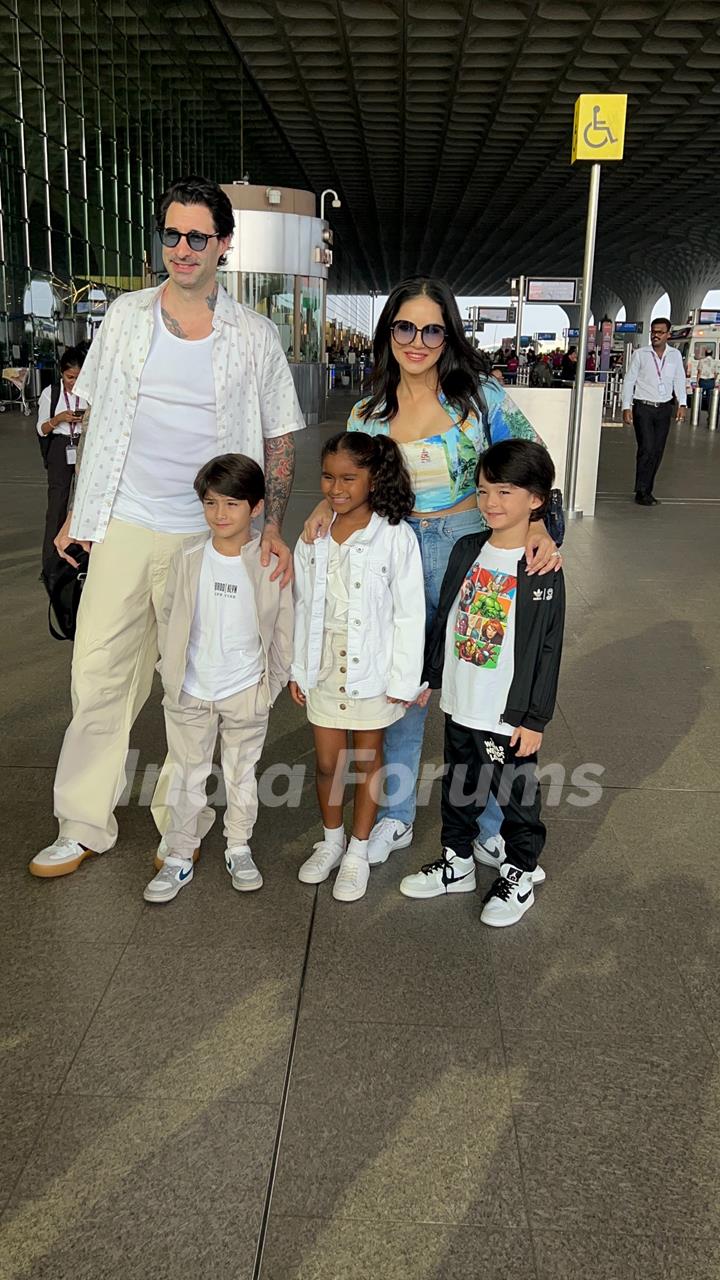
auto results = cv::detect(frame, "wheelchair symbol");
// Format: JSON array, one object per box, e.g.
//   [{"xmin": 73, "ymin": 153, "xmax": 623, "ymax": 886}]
[{"xmin": 582, "ymin": 105, "xmax": 618, "ymax": 149}]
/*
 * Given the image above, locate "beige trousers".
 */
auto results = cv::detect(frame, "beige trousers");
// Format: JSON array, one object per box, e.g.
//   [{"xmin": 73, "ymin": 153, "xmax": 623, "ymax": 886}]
[
  {"xmin": 160, "ymin": 683, "xmax": 270, "ymax": 858},
  {"xmin": 53, "ymin": 518, "xmax": 211, "ymax": 853}
]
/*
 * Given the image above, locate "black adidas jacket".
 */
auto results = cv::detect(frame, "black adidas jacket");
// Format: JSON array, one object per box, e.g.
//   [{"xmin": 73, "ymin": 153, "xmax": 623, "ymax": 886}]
[{"xmin": 423, "ymin": 530, "xmax": 565, "ymax": 733}]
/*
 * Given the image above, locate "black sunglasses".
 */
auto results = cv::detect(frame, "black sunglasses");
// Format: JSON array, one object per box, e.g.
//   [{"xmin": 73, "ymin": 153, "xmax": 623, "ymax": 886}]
[
  {"xmin": 160, "ymin": 227, "xmax": 222, "ymax": 252},
  {"xmin": 390, "ymin": 320, "xmax": 447, "ymax": 349}
]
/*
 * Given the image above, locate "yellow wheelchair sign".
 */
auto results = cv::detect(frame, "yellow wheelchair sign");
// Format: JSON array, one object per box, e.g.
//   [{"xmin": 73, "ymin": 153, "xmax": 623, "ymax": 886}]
[{"xmin": 572, "ymin": 95, "xmax": 627, "ymax": 162}]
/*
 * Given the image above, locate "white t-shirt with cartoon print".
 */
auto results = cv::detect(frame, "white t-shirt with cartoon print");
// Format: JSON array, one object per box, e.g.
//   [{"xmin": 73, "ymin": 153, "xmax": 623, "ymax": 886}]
[{"xmin": 440, "ymin": 543, "xmax": 523, "ymax": 736}]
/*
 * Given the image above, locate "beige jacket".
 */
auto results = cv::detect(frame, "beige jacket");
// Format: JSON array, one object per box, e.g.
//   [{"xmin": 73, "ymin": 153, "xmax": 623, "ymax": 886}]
[{"xmin": 158, "ymin": 534, "xmax": 294, "ymax": 708}]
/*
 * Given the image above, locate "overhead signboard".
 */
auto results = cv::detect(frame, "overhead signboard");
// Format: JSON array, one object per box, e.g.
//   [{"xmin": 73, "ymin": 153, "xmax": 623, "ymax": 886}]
[
  {"xmin": 526, "ymin": 278, "xmax": 579, "ymax": 304},
  {"xmin": 572, "ymin": 94, "xmax": 627, "ymax": 163},
  {"xmin": 614, "ymin": 321, "xmax": 643, "ymax": 334},
  {"xmin": 466, "ymin": 307, "xmax": 516, "ymax": 325},
  {"xmin": 536, "ymin": 332, "xmax": 556, "ymax": 341},
  {"xmin": 698, "ymin": 310, "xmax": 720, "ymax": 324}
]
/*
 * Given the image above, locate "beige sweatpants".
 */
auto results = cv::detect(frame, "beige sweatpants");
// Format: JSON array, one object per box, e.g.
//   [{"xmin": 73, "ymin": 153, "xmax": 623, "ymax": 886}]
[
  {"xmin": 53, "ymin": 518, "xmax": 212, "ymax": 853},
  {"xmin": 160, "ymin": 683, "xmax": 270, "ymax": 858}
]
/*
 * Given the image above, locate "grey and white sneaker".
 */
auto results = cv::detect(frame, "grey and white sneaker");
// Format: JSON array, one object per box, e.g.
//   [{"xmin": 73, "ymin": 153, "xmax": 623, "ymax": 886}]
[
  {"xmin": 367, "ymin": 818, "xmax": 414, "ymax": 866},
  {"xmin": 298, "ymin": 837, "xmax": 346, "ymax": 884},
  {"xmin": 480, "ymin": 863, "xmax": 535, "ymax": 927},
  {"xmin": 154, "ymin": 835, "xmax": 201, "ymax": 872},
  {"xmin": 225, "ymin": 845, "xmax": 263, "ymax": 892},
  {"xmin": 473, "ymin": 834, "xmax": 546, "ymax": 884},
  {"xmin": 143, "ymin": 855, "xmax": 194, "ymax": 903},
  {"xmin": 399, "ymin": 848, "xmax": 476, "ymax": 899}
]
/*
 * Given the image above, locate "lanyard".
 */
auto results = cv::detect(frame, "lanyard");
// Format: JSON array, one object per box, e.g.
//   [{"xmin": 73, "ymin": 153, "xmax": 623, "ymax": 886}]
[{"xmin": 651, "ymin": 351, "xmax": 666, "ymax": 381}]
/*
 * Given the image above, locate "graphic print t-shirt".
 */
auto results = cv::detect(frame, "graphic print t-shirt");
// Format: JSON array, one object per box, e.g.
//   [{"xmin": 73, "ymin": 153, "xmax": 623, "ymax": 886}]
[
  {"xmin": 440, "ymin": 543, "xmax": 523, "ymax": 735},
  {"xmin": 183, "ymin": 540, "xmax": 264, "ymax": 701}
]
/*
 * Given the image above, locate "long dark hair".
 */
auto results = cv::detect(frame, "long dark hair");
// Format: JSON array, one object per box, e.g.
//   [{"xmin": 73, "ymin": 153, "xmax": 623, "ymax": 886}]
[
  {"xmin": 321, "ymin": 431, "xmax": 414, "ymax": 525},
  {"xmin": 361, "ymin": 277, "xmax": 486, "ymax": 425}
]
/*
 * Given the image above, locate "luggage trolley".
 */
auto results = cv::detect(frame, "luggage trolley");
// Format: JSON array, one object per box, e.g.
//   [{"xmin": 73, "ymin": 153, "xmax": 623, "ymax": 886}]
[{"xmin": 0, "ymin": 367, "xmax": 31, "ymax": 414}]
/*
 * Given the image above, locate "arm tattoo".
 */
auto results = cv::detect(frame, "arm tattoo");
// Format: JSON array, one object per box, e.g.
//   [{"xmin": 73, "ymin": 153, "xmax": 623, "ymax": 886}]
[
  {"xmin": 263, "ymin": 433, "xmax": 295, "ymax": 530},
  {"xmin": 160, "ymin": 304, "xmax": 187, "ymax": 339}
]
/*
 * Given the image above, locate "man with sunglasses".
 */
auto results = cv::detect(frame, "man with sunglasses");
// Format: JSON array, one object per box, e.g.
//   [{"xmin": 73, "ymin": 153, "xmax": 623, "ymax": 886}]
[{"xmin": 30, "ymin": 175, "xmax": 305, "ymax": 879}]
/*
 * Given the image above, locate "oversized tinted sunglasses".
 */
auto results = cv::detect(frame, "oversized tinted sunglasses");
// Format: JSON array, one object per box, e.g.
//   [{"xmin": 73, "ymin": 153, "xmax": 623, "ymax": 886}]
[
  {"xmin": 390, "ymin": 320, "xmax": 447, "ymax": 349},
  {"xmin": 160, "ymin": 227, "xmax": 222, "ymax": 252}
]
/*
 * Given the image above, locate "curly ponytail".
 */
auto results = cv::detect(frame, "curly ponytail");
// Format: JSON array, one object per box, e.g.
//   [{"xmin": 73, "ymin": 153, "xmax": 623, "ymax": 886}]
[
  {"xmin": 367, "ymin": 434, "xmax": 415, "ymax": 524},
  {"xmin": 321, "ymin": 431, "xmax": 415, "ymax": 525}
]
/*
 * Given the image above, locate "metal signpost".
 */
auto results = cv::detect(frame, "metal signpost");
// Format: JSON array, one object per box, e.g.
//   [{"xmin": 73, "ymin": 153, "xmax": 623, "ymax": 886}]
[{"xmin": 564, "ymin": 93, "xmax": 628, "ymax": 517}]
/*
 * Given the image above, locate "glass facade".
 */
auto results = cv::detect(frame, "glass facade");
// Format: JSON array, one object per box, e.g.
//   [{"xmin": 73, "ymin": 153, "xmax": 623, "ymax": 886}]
[{"xmin": 0, "ymin": 0, "xmax": 301, "ymax": 386}]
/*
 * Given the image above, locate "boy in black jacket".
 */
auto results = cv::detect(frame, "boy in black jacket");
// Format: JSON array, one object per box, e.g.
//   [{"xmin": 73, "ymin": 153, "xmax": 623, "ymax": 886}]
[{"xmin": 400, "ymin": 440, "xmax": 565, "ymax": 927}]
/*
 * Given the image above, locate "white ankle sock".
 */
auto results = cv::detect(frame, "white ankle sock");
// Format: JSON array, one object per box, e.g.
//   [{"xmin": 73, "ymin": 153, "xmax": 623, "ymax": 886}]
[
  {"xmin": 324, "ymin": 825, "xmax": 345, "ymax": 848},
  {"xmin": 347, "ymin": 836, "xmax": 369, "ymax": 861}
]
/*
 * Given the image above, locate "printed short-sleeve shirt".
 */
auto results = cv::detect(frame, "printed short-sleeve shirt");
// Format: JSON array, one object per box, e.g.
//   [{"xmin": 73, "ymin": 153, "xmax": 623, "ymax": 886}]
[{"xmin": 347, "ymin": 380, "xmax": 538, "ymax": 515}]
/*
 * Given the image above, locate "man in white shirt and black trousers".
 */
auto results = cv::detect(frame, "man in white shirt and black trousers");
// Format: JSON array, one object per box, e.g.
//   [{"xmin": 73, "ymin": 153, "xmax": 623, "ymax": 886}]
[
  {"xmin": 622, "ymin": 317, "xmax": 687, "ymax": 506},
  {"xmin": 30, "ymin": 175, "xmax": 305, "ymax": 879}
]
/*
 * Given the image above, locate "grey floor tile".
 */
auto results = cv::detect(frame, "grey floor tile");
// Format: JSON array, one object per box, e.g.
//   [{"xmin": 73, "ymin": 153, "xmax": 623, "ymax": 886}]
[
  {"xmin": 533, "ymin": 1230, "xmax": 720, "ymax": 1280},
  {"xmin": 0, "ymin": 942, "xmax": 125, "ymax": 1095},
  {"xmin": 3, "ymin": 1096, "xmax": 275, "ymax": 1279},
  {"xmin": 259, "ymin": 1218, "xmax": 536, "ymax": 1280},
  {"xmin": 271, "ymin": 1020, "xmax": 523, "ymax": 1228},
  {"xmin": 0, "ymin": 853, "xmax": 146, "ymax": 947},
  {"xmin": 505, "ymin": 1040, "xmax": 719, "ymax": 1109},
  {"xmin": 302, "ymin": 886, "xmax": 503, "ymax": 1037},
  {"xmin": 514, "ymin": 1090, "xmax": 720, "ymax": 1237},
  {"xmin": 486, "ymin": 913, "xmax": 710, "ymax": 1060},
  {"xmin": 0, "ymin": 1095, "xmax": 53, "ymax": 1209},
  {"xmin": 61, "ymin": 940, "xmax": 300, "ymax": 1103}
]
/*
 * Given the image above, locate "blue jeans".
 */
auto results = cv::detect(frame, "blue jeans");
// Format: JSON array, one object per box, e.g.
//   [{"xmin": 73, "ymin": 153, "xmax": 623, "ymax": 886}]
[{"xmin": 379, "ymin": 507, "xmax": 503, "ymax": 841}]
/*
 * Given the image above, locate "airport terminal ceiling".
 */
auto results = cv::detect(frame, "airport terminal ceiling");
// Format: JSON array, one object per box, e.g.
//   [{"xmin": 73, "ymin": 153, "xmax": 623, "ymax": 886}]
[{"xmin": 205, "ymin": 0, "xmax": 720, "ymax": 303}]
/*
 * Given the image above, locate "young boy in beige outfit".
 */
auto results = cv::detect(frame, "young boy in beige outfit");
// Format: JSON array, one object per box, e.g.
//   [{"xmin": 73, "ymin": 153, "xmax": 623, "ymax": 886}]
[{"xmin": 144, "ymin": 453, "xmax": 293, "ymax": 903}]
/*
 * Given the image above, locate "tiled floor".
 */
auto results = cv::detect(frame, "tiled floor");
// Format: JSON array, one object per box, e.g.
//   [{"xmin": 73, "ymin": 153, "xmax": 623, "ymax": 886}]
[{"xmin": 1, "ymin": 395, "xmax": 719, "ymax": 1278}]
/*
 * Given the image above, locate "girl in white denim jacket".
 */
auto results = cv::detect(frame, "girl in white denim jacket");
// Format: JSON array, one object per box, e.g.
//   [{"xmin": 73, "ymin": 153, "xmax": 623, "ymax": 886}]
[{"xmin": 290, "ymin": 432, "xmax": 425, "ymax": 903}]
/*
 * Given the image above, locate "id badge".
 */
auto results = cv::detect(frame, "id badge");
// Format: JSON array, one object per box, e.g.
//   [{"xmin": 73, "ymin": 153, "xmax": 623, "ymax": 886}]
[
  {"xmin": 657, "ymin": 380, "xmax": 667, "ymax": 396},
  {"xmin": 65, "ymin": 444, "xmax": 77, "ymax": 465}
]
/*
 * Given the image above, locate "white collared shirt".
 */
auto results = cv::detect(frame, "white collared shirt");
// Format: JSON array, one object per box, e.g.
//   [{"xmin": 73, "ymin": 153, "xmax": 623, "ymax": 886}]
[
  {"xmin": 70, "ymin": 282, "xmax": 305, "ymax": 543},
  {"xmin": 622, "ymin": 344, "xmax": 687, "ymax": 410}
]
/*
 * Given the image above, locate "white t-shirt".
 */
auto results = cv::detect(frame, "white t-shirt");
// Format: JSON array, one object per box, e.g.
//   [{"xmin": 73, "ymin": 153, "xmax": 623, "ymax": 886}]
[
  {"xmin": 112, "ymin": 300, "xmax": 219, "ymax": 533},
  {"xmin": 183, "ymin": 540, "xmax": 265, "ymax": 702},
  {"xmin": 440, "ymin": 543, "xmax": 523, "ymax": 736},
  {"xmin": 36, "ymin": 383, "xmax": 88, "ymax": 437}
]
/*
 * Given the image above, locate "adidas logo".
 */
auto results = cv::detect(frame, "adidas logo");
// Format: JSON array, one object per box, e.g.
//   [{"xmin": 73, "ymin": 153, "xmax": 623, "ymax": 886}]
[{"xmin": 532, "ymin": 587, "xmax": 554, "ymax": 601}]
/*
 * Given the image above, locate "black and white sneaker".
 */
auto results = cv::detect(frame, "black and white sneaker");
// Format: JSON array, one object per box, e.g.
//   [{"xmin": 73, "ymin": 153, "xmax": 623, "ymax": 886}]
[
  {"xmin": 399, "ymin": 848, "xmax": 476, "ymax": 899},
  {"xmin": 474, "ymin": 835, "xmax": 546, "ymax": 885},
  {"xmin": 480, "ymin": 863, "xmax": 535, "ymax": 927}
]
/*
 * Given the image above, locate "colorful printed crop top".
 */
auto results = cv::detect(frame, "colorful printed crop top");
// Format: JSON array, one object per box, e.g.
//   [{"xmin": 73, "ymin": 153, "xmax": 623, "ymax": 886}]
[{"xmin": 346, "ymin": 383, "xmax": 538, "ymax": 514}]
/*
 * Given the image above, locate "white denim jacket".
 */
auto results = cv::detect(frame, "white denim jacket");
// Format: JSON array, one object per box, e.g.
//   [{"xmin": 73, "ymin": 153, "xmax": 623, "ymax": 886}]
[
  {"xmin": 292, "ymin": 513, "xmax": 426, "ymax": 703},
  {"xmin": 70, "ymin": 282, "xmax": 305, "ymax": 543}
]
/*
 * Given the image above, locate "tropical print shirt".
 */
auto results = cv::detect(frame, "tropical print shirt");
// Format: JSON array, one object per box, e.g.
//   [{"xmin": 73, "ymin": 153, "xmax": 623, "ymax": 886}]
[{"xmin": 347, "ymin": 378, "xmax": 539, "ymax": 515}]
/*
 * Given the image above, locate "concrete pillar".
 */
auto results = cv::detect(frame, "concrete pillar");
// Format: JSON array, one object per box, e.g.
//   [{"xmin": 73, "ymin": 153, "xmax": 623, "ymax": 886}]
[
  {"xmin": 666, "ymin": 272, "xmax": 718, "ymax": 325},
  {"xmin": 590, "ymin": 283, "xmax": 623, "ymax": 327},
  {"xmin": 561, "ymin": 305, "xmax": 582, "ymax": 337}
]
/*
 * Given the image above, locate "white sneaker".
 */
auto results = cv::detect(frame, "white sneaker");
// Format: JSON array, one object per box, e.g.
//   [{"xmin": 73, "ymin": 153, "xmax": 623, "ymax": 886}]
[
  {"xmin": 480, "ymin": 863, "xmax": 535, "ymax": 927},
  {"xmin": 143, "ymin": 855, "xmax": 194, "ymax": 903},
  {"xmin": 29, "ymin": 837, "xmax": 96, "ymax": 879},
  {"xmin": 332, "ymin": 853, "xmax": 370, "ymax": 902},
  {"xmin": 367, "ymin": 818, "xmax": 414, "ymax": 866},
  {"xmin": 473, "ymin": 835, "xmax": 546, "ymax": 885},
  {"xmin": 154, "ymin": 835, "xmax": 201, "ymax": 873},
  {"xmin": 225, "ymin": 844, "xmax": 263, "ymax": 892},
  {"xmin": 399, "ymin": 849, "xmax": 476, "ymax": 899},
  {"xmin": 298, "ymin": 836, "xmax": 346, "ymax": 884}
]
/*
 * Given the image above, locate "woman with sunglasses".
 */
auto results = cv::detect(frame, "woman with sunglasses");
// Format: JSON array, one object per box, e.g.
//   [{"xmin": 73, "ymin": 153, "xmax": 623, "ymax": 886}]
[{"xmin": 305, "ymin": 276, "xmax": 560, "ymax": 868}]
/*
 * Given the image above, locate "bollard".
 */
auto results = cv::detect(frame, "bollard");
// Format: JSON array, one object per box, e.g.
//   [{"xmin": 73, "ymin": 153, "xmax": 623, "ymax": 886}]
[
  {"xmin": 708, "ymin": 387, "xmax": 719, "ymax": 432},
  {"xmin": 691, "ymin": 385, "xmax": 702, "ymax": 427}
]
